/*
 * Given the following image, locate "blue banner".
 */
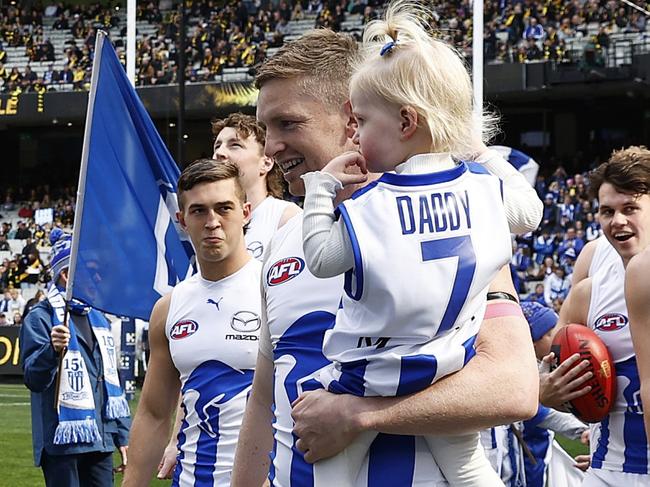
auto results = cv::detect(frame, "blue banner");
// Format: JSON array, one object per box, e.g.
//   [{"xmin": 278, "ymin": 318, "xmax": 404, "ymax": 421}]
[{"xmin": 70, "ymin": 32, "xmax": 193, "ymax": 320}]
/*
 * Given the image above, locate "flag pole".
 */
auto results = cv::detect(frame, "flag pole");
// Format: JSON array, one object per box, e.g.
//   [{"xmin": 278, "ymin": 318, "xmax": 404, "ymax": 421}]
[
  {"xmin": 54, "ymin": 31, "xmax": 107, "ymax": 410},
  {"xmin": 472, "ymin": 0, "xmax": 484, "ymax": 129},
  {"xmin": 66, "ymin": 30, "xmax": 106, "ymax": 303},
  {"xmin": 127, "ymin": 0, "xmax": 136, "ymax": 86}
]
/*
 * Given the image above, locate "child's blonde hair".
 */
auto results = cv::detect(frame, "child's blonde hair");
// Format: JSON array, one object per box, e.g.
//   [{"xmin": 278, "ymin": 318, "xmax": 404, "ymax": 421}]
[{"xmin": 351, "ymin": 0, "xmax": 498, "ymax": 158}]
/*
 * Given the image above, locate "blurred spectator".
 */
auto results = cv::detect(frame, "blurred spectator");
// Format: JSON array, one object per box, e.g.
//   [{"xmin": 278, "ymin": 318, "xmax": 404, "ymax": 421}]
[
  {"xmin": 0, "ymin": 312, "xmax": 9, "ymax": 326},
  {"xmin": 557, "ymin": 226, "xmax": 585, "ymax": 260},
  {"xmin": 0, "ymin": 289, "xmax": 10, "ymax": 313},
  {"xmin": 523, "ymin": 17, "xmax": 545, "ymax": 42},
  {"xmin": 544, "ymin": 266, "xmax": 572, "ymax": 307},
  {"xmin": 524, "ymin": 283, "xmax": 546, "ymax": 306},
  {"xmin": 7, "ymin": 288, "xmax": 26, "ymax": 316},
  {"xmin": 11, "ymin": 311, "xmax": 22, "ymax": 326},
  {"xmin": 15, "ymin": 221, "xmax": 32, "ymax": 239},
  {"xmin": 0, "ymin": 234, "xmax": 9, "ymax": 251},
  {"xmin": 23, "ymin": 289, "xmax": 45, "ymax": 318}
]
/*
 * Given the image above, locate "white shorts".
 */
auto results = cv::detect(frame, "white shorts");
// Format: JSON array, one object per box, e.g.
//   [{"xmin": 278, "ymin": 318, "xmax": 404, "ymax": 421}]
[{"xmin": 582, "ymin": 468, "xmax": 649, "ymax": 487}]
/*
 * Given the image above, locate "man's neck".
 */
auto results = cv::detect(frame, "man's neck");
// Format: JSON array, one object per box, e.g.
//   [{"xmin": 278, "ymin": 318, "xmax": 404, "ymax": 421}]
[
  {"xmin": 199, "ymin": 251, "xmax": 252, "ymax": 282},
  {"xmin": 245, "ymin": 183, "xmax": 269, "ymax": 211}
]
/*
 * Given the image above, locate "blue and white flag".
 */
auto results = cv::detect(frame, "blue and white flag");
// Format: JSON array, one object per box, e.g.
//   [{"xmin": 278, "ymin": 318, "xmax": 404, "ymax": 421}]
[
  {"xmin": 490, "ymin": 145, "xmax": 540, "ymax": 187},
  {"xmin": 68, "ymin": 31, "xmax": 193, "ymax": 320}
]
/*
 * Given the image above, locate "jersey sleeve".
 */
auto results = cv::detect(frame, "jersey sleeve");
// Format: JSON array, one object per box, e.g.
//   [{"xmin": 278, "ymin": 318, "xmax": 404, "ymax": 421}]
[
  {"xmin": 301, "ymin": 171, "xmax": 354, "ymax": 277},
  {"xmin": 475, "ymin": 148, "xmax": 543, "ymax": 234}
]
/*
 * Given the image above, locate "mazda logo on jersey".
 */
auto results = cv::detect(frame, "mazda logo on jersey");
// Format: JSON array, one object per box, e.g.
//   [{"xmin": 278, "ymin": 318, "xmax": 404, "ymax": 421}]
[
  {"xmin": 231, "ymin": 311, "xmax": 261, "ymax": 332},
  {"xmin": 247, "ymin": 240, "xmax": 264, "ymax": 259},
  {"xmin": 170, "ymin": 319, "xmax": 199, "ymax": 339},
  {"xmin": 594, "ymin": 313, "xmax": 628, "ymax": 332},
  {"xmin": 267, "ymin": 257, "xmax": 304, "ymax": 286}
]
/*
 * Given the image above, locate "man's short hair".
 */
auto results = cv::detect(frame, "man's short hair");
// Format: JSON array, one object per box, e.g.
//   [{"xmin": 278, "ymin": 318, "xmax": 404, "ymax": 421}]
[
  {"xmin": 255, "ymin": 28, "xmax": 359, "ymax": 109},
  {"xmin": 589, "ymin": 146, "xmax": 650, "ymax": 199},
  {"xmin": 178, "ymin": 159, "xmax": 246, "ymax": 209},
  {"xmin": 211, "ymin": 112, "xmax": 284, "ymax": 199}
]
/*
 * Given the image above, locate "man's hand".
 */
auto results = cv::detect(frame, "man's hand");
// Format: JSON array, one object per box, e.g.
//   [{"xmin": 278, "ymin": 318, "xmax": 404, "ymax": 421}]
[
  {"xmin": 114, "ymin": 445, "xmax": 128, "ymax": 473},
  {"xmin": 539, "ymin": 352, "xmax": 593, "ymax": 410},
  {"xmin": 291, "ymin": 389, "xmax": 364, "ymax": 463},
  {"xmin": 322, "ymin": 151, "xmax": 368, "ymax": 187},
  {"xmin": 51, "ymin": 324, "xmax": 70, "ymax": 353},
  {"xmin": 157, "ymin": 443, "xmax": 178, "ymax": 479},
  {"xmin": 574, "ymin": 454, "xmax": 590, "ymax": 472}
]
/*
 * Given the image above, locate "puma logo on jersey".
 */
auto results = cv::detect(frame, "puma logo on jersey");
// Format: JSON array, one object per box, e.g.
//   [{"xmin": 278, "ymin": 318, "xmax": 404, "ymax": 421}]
[
  {"xmin": 267, "ymin": 257, "xmax": 305, "ymax": 286},
  {"xmin": 207, "ymin": 297, "xmax": 223, "ymax": 310},
  {"xmin": 170, "ymin": 320, "xmax": 199, "ymax": 340}
]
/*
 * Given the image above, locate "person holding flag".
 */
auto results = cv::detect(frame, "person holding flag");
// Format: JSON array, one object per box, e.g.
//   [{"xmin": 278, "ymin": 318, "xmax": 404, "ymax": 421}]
[{"xmin": 20, "ymin": 232, "xmax": 130, "ymax": 487}]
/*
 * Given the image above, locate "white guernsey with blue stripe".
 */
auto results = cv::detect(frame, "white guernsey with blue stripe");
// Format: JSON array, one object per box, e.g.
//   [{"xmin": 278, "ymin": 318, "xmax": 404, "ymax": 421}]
[
  {"xmin": 319, "ymin": 162, "xmax": 512, "ymax": 397},
  {"xmin": 166, "ymin": 259, "xmax": 262, "ymax": 487},
  {"xmin": 587, "ymin": 251, "xmax": 649, "ymax": 475},
  {"xmin": 261, "ymin": 213, "xmax": 448, "ymax": 487}
]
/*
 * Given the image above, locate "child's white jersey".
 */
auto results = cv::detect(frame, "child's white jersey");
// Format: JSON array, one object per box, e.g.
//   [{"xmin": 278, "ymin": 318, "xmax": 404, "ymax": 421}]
[
  {"xmin": 246, "ymin": 196, "xmax": 292, "ymax": 260},
  {"xmin": 586, "ymin": 251, "xmax": 649, "ymax": 475},
  {"xmin": 321, "ymin": 163, "xmax": 512, "ymax": 396},
  {"xmin": 260, "ymin": 213, "xmax": 448, "ymax": 487},
  {"xmin": 166, "ymin": 259, "xmax": 262, "ymax": 487}
]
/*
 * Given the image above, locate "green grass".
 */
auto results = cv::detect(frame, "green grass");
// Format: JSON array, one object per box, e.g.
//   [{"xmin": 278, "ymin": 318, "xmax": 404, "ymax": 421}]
[
  {"xmin": 556, "ymin": 433, "xmax": 590, "ymax": 459},
  {"xmin": 0, "ymin": 381, "xmax": 170, "ymax": 487},
  {"xmin": 0, "ymin": 380, "xmax": 591, "ymax": 486}
]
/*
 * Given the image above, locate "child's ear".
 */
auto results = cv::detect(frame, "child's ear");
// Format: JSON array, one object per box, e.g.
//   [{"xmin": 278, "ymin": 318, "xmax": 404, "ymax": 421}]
[{"xmin": 400, "ymin": 106, "xmax": 419, "ymax": 140}]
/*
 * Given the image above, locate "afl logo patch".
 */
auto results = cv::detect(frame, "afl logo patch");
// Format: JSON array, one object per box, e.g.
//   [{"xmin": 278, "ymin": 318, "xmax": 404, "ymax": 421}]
[
  {"xmin": 267, "ymin": 257, "xmax": 304, "ymax": 286},
  {"xmin": 594, "ymin": 313, "xmax": 628, "ymax": 332},
  {"xmin": 170, "ymin": 320, "xmax": 199, "ymax": 340},
  {"xmin": 231, "ymin": 311, "xmax": 261, "ymax": 332}
]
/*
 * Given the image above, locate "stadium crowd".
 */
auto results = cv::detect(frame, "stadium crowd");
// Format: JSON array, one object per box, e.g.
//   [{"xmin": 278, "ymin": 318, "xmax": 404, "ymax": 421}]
[
  {"xmin": 0, "ymin": 185, "xmax": 76, "ymax": 325},
  {"xmin": 0, "ymin": 0, "xmax": 646, "ymax": 92}
]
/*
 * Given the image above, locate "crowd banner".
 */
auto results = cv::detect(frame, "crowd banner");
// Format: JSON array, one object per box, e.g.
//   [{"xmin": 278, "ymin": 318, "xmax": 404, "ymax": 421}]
[{"xmin": 66, "ymin": 30, "xmax": 194, "ymax": 321}]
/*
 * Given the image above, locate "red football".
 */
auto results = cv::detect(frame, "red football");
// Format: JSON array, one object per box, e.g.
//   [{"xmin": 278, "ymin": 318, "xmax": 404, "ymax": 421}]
[{"xmin": 550, "ymin": 324, "xmax": 616, "ymax": 423}]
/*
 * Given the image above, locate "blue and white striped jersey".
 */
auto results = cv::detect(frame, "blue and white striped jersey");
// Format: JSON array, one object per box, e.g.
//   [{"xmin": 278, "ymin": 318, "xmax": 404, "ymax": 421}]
[
  {"xmin": 166, "ymin": 259, "xmax": 262, "ymax": 487},
  {"xmin": 260, "ymin": 213, "xmax": 448, "ymax": 487},
  {"xmin": 587, "ymin": 250, "xmax": 649, "ymax": 475},
  {"xmin": 320, "ymin": 163, "xmax": 512, "ymax": 397}
]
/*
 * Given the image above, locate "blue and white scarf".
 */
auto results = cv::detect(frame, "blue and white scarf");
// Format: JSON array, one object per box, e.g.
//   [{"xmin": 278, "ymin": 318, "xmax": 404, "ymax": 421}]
[{"xmin": 48, "ymin": 284, "xmax": 130, "ymax": 445}]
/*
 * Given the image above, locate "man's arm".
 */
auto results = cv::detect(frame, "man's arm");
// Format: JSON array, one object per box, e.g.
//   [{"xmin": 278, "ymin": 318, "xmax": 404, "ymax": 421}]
[
  {"xmin": 20, "ymin": 307, "xmax": 59, "ymax": 392},
  {"xmin": 625, "ymin": 250, "xmax": 650, "ymax": 441},
  {"xmin": 123, "ymin": 295, "xmax": 181, "ymax": 486},
  {"xmin": 156, "ymin": 394, "xmax": 183, "ymax": 480},
  {"xmin": 231, "ymin": 351, "xmax": 275, "ymax": 487},
  {"xmin": 293, "ymin": 266, "xmax": 539, "ymax": 462}
]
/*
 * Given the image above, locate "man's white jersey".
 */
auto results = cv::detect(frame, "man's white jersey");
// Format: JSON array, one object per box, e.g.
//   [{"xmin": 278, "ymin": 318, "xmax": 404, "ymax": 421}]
[
  {"xmin": 166, "ymin": 259, "xmax": 262, "ymax": 487},
  {"xmin": 246, "ymin": 196, "xmax": 292, "ymax": 260},
  {"xmin": 588, "ymin": 236, "xmax": 619, "ymax": 279},
  {"xmin": 321, "ymin": 163, "xmax": 512, "ymax": 397},
  {"xmin": 262, "ymin": 213, "xmax": 448, "ymax": 487},
  {"xmin": 586, "ymin": 254, "xmax": 649, "ymax": 474}
]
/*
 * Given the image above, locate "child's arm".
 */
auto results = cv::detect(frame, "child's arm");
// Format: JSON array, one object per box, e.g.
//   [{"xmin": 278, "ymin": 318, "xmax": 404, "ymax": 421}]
[
  {"xmin": 302, "ymin": 153, "xmax": 368, "ymax": 278},
  {"xmin": 475, "ymin": 148, "xmax": 543, "ymax": 234}
]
